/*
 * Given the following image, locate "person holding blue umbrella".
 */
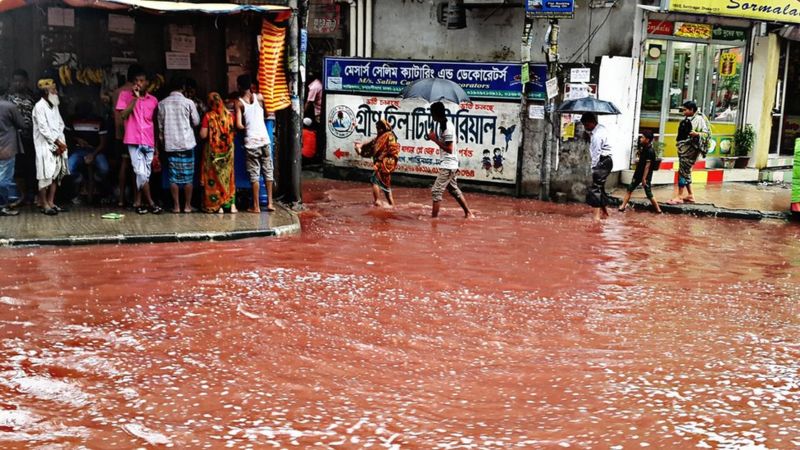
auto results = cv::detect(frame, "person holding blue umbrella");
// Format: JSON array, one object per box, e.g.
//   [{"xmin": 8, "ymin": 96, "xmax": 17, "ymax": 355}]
[{"xmin": 427, "ymin": 101, "xmax": 473, "ymax": 219}]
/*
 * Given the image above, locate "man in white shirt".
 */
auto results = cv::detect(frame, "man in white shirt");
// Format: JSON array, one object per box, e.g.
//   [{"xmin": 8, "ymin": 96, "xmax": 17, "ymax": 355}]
[
  {"xmin": 427, "ymin": 101, "xmax": 473, "ymax": 218},
  {"xmin": 158, "ymin": 76, "xmax": 200, "ymax": 213},
  {"xmin": 580, "ymin": 112, "xmax": 613, "ymax": 222},
  {"xmin": 32, "ymin": 79, "xmax": 69, "ymax": 215}
]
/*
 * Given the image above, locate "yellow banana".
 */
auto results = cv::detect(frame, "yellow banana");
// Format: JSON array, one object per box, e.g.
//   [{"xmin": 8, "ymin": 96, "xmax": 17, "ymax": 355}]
[
  {"xmin": 64, "ymin": 66, "xmax": 73, "ymax": 86},
  {"xmin": 58, "ymin": 65, "xmax": 67, "ymax": 86}
]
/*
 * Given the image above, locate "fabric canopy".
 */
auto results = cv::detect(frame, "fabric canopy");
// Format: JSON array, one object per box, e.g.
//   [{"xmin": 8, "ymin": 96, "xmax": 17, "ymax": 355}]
[{"xmin": 0, "ymin": 0, "xmax": 289, "ymax": 14}]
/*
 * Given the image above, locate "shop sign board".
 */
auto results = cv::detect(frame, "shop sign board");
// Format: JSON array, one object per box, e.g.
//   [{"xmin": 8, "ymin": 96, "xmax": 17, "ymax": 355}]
[
  {"xmin": 712, "ymin": 26, "xmax": 748, "ymax": 42},
  {"xmin": 525, "ymin": 0, "xmax": 575, "ymax": 19},
  {"xmin": 673, "ymin": 22, "xmax": 713, "ymax": 40},
  {"xmin": 647, "ymin": 20, "xmax": 674, "ymax": 36},
  {"xmin": 324, "ymin": 57, "xmax": 547, "ymax": 100},
  {"xmin": 324, "ymin": 94, "xmax": 521, "ymax": 185},
  {"xmin": 666, "ymin": 0, "xmax": 800, "ymax": 25}
]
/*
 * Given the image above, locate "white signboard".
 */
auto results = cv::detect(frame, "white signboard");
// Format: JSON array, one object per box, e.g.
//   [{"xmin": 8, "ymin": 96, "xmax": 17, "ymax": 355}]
[
  {"xmin": 325, "ymin": 94, "xmax": 522, "ymax": 185},
  {"xmin": 108, "ymin": 14, "xmax": 135, "ymax": 34},
  {"xmin": 546, "ymin": 77, "xmax": 559, "ymax": 99},
  {"xmin": 570, "ymin": 67, "xmax": 591, "ymax": 83},
  {"xmin": 171, "ymin": 34, "xmax": 196, "ymax": 53},
  {"xmin": 165, "ymin": 52, "xmax": 191, "ymax": 70},
  {"xmin": 528, "ymin": 104, "xmax": 545, "ymax": 120}
]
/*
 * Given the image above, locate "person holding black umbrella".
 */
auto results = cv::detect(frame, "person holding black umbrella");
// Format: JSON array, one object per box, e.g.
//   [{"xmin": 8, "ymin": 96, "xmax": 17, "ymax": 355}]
[
  {"xmin": 580, "ymin": 112, "xmax": 613, "ymax": 222},
  {"xmin": 427, "ymin": 101, "xmax": 473, "ymax": 218}
]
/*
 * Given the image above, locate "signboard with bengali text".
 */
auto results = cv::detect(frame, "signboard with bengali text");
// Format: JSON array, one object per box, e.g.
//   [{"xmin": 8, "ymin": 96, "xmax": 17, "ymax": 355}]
[
  {"xmin": 324, "ymin": 57, "xmax": 547, "ymax": 100},
  {"xmin": 324, "ymin": 94, "xmax": 521, "ymax": 185},
  {"xmin": 667, "ymin": 0, "xmax": 800, "ymax": 25}
]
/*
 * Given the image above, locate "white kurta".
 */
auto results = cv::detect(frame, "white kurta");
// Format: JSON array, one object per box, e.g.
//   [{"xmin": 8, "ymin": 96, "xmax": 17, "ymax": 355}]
[{"xmin": 32, "ymin": 98, "xmax": 69, "ymax": 189}]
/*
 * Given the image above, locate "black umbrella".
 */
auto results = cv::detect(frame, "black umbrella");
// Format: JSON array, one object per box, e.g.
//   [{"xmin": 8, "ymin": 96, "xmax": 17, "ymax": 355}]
[
  {"xmin": 556, "ymin": 97, "xmax": 621, "ymax": 115},
  {"xmin": 399, "ymin": 78, "xmax": 470, "ymax": 104}
]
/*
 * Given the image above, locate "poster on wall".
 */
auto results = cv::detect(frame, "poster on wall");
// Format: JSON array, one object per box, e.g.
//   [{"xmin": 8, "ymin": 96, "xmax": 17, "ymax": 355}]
[
  {"xmin": 667, "ymin": 0, "xmax": 800, "ymax": 25},
  {"xmin": 324, "ymin": 57, "xmax": 546, "ymax": 100},
  {"xmin": 325, "ymin": 94, "xmax": 521, "ymax": 185}
]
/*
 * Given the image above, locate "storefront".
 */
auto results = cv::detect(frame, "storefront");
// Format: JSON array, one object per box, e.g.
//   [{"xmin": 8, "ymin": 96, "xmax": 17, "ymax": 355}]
[{"xmin": 639, "ymin": 18, "xmax": 750, "ymax": 160}]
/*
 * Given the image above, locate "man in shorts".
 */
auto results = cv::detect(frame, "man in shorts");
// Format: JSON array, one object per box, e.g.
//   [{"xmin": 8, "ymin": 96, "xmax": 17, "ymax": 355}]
[
  {"xmin": 427, "ymin": 101, "xmax": 473, "ymax": 218},
  {"xmin": 235, "ymin": 74, "xmax": 274, "ymax": 213}
]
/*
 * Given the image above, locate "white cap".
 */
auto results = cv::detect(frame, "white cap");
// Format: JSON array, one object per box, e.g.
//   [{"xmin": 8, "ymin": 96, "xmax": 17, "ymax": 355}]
[{"xmin": 303, "ymin": 117, "xmax": 313, "ymax": 126}]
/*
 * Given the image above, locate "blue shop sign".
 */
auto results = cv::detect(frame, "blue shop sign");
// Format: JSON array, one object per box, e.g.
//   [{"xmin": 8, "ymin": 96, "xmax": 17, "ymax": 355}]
[
  {"xmin": 324, "ymin": 57, "xmax": 547, "ymax": 100},
  {"xmin": 525, "ymin": 0, "xmax": 574, "ymax": 18}
]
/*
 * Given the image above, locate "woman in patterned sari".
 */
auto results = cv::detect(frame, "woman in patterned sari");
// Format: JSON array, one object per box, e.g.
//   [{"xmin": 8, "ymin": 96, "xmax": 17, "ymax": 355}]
[
  {"xmin": 199, "ymin": 92, "xmax": 237, "ymax": 213},
  {"xmin": 354, "ymin": 119, "xmax": 400, "ymax": 207}
]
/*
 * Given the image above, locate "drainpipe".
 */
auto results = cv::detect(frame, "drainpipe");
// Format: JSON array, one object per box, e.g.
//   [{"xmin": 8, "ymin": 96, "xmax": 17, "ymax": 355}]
[
  {"xmin": 287, "ymin": 0, "xmax": 304, "ymax": 206},
  {"xmin": 365, "ymin": 0, "xmax": 372, "ymax": 57},
  {"xmin": 356, "ymin": 0, "xmax": 364, "ymax": 56},
  {"xmin": 348, "ymin": 0, "xmax": 357, "ymax": 56}
]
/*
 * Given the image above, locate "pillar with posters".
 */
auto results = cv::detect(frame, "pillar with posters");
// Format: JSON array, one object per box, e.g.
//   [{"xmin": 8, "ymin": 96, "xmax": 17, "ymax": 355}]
[{"xmin": 323, "ymin": 58, "xmax": 546, "ymax": 186}]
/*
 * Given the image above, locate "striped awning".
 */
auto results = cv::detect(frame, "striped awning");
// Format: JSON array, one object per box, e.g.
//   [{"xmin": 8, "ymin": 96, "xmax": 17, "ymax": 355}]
[{"xmin": 0, "ymin": 0, "xmax": 289, "ymax": 14}]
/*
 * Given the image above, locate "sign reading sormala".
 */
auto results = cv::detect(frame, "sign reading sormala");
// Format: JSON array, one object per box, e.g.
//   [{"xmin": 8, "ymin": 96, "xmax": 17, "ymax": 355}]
[
  {"xmin": 667, "ymin": 0, "xmax": 800, "ymax": 25},
  {"xmin": 324, "ymin": 57, "xmax": 547, "ymax": 100},
  {"xmin": 325, "ymin": 94, "xmax": 521, "ymax": 185}
]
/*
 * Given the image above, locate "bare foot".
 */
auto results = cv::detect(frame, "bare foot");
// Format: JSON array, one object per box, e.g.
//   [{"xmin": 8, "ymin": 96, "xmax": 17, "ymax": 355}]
[
  {"xmin": 682, "ymin": 196, "xmax": 695, "ymax": 203},
  {"xmin": 246, "ymin": 207, "xmax": 261, "ymax": 213},
  {"xmin": 465, "ymin": 212, "xmax": 475, "ymax": 219},
  {"xmin": 230, "ymin": 205, "xmax": 238, "ymax": 214},
  {"xmin": 217, "ymin": 208, "xmax": 224, "ymax": 214},
  {"xmin": 666, "ymin": 198, "xmax": 683, "ymax": 205},
  {"xmin": 172, "ymin": 208, "xmax": 181, "ymax": 213},
  {"xmin": 266, "ymin": 204, "xmax": 276, "ymax": 212}
]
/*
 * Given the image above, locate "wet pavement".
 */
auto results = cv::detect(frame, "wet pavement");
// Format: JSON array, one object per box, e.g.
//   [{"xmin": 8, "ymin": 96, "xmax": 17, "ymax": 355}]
[
  {"xmin": 0, "ymin": 205, "xmax": 299, "ymax": 246},
  {"xmin": 612, "ymin": 182, "xmax": 793, "ymax": 213},
  {"xmin": 1, "ymin": 178, "xmax": 800, "ymax": 449}
]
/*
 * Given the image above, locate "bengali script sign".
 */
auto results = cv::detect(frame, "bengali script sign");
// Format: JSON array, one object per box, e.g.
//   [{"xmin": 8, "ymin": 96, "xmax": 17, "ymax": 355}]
[
  {"xmin": 667, "ymin": 0, "xmax": 800, "ymax": 25},
  {"xmin": 325, "ymin": 94, "xmax": 521, "ymax": 185},
  {"xmin": 324, "ymin": 57, "xmax": 547, "ymax": 100}
]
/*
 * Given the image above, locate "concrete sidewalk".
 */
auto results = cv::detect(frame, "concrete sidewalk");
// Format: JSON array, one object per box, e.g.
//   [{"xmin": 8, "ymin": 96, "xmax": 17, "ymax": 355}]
[
  {"xmin": 0, "ymin": 204, "xmax": 300, "ymax": 247},
  {"xmin": 611, "ymin": 182, "xmax": 794, "ymax": 221}
]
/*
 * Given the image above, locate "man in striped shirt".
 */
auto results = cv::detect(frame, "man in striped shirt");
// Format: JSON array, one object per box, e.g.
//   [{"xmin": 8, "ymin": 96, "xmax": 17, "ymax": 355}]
[{"xmin": 158, "ymin": 76, "xmax": 200, "ymax": 213}]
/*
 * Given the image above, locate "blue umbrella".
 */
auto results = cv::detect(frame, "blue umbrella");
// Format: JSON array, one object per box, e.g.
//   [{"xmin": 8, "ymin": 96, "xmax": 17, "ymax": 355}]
[{"xmin": 399, "ymin": 78, "xmax": 470, "ymax": 104}]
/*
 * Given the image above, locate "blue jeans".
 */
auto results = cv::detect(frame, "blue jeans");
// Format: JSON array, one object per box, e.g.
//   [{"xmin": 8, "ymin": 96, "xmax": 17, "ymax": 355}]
[
  {"xmin": 68, "ymin": 149, "xmax": 110, "ymax": 185},
  {"xmin": 0, "ymin": 157, "xmax": 14, "ymax": 207}
]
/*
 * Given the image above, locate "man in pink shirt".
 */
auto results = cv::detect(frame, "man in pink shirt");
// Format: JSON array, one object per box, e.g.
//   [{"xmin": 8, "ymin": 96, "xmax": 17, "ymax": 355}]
[
  {"xmin": 305, "ymin": 71, "xmax": 322, "ymax": 124},
  {"xmin": 115, "ymin": 67, "xmax": 162, "ymax": 214}
]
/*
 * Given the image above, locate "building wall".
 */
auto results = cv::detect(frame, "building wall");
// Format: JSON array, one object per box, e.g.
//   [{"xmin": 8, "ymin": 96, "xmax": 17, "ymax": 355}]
[
  {"xmin": 372, "ymin": 0, "xmax": 637, "ymax": 64},
  {"xmin": 745, "ymin": 34, "xmax": 781, "ymax": 169},
  {"xmin": 369, "ymin": 0, "xmax": 638, "ymax": 199}
]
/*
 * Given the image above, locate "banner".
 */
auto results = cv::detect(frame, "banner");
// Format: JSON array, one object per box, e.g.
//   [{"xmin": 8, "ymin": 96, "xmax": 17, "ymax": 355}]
[
  {"xmin": 324, "ymin": 57, "xmax": 547, "ymax": 100},
  {"xmin": 667, "ymin": 0, "xmax": 800, "ymax": 25},
  {"xmin": 525, "ymin": 0, "xmax": 574, "ymax": 18},
  {"xmin": 325, "ymin": 94, "xmax": 521, "ymax": 185}
]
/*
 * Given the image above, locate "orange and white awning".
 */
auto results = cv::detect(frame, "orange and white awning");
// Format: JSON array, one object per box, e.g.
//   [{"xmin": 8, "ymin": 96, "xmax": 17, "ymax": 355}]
[{"xmin": 0, "ymin": 0, "xmax": 290, "ymax": 14}]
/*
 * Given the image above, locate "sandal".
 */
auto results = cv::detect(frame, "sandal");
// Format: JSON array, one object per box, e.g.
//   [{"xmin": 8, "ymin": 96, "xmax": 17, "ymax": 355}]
[
  {"xmin": 149, "ymin": 205, "xmax": 163, "ymax": 215},
  {"xmin": 136, "ymin": 206, "xmax": 149, "ymax": 215},
  {"xmin": 40, "ymin": 207, "xmax": 58, "ymax": 216},
  {"xmin": 53, "ymin": 205, "xmax": 69, "ymax": 213}
]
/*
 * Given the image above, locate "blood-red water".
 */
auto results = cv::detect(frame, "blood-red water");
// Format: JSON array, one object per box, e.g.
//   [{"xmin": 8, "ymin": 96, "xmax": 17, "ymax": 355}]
[{"xmin": 1, "ymin": 179, "xmax": 799, "ymax": 449}]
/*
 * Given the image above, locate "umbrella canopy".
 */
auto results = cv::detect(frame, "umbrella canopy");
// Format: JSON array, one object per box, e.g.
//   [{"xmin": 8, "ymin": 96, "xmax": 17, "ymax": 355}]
[
  {"xmin": 399, "ymin": 78, "xmax": 470, "ymax": 104},
  {"xmin": 556, "ymin": 97, "xmax": 621, "ymax": 115}
]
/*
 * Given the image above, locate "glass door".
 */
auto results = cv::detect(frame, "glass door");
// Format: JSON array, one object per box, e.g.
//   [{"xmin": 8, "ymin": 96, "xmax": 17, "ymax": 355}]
[{"xmin": 770, "ymin": 40, "xmax": 800, "ymax": 156}]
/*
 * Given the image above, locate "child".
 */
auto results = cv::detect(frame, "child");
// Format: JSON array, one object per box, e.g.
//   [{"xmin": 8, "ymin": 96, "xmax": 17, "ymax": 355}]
[
  {"xmin": 619, "ymin": 130, "xmax": 662, "ymax": 213},
  {"xmin": 427, "ymin": 101, "xmax": 473, "ymax": 218}
]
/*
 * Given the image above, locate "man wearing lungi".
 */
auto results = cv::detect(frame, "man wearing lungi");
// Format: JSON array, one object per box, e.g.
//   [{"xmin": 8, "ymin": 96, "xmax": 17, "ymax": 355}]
[{"xmin": 158, "ymin": 76, "xmax": 200, "ymax": 213}]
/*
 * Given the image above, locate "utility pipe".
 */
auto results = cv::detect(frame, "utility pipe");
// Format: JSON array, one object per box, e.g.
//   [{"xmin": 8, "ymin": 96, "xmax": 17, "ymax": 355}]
[
  {"xmin": 356, "ymin": 0, "xmax": 364, "ymax": 56},
  {"xmin": 349, "ymin": 0, "xmax": 357, "ymax": 56},
  {"xmin": 365, "ymin": 0, "xmax": 372, "ymax": 57}
]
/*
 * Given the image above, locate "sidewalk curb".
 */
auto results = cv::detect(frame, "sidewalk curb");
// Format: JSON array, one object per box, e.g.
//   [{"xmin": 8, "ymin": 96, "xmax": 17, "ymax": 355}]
[
  {"xmin": 627, "ymin": 199, "xmax": 791, "ymax": 221},
  {"xmin": 0, "ymin": 206, "xmax": 301, "ymax": 247}
]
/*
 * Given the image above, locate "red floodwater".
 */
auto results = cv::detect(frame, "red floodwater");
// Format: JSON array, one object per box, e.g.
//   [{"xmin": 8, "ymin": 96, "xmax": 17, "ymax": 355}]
[{"xmin": 1, "ymin": 179, "xmax": 799, "ymax": 449}]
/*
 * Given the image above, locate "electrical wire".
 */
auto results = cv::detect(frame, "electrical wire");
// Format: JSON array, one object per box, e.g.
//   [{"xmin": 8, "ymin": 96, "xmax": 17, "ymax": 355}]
[{"xmin": 565, "ymin": 4, "xmax": 614, "ymax": 63}]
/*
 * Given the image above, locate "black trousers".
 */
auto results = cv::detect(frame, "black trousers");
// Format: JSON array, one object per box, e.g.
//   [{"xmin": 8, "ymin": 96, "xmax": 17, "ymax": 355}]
[{"xmin": 586, "ymin": 155, "xmax": 613, "ymax": 208}]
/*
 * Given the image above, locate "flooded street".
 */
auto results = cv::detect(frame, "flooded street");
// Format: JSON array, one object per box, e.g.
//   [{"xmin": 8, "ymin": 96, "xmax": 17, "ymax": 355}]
[{"xmin": 2, "ymin": 178, "xmax": 800, "ymax": 449}]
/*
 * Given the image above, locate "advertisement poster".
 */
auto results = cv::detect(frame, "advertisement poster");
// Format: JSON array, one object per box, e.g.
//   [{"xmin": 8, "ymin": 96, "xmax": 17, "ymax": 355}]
[
  {"xmin": 525, "ymin": 0, "xmax": 574, "ymax": 18},
  {"xmin": 667, "ymin": 0, "xmax": 800, "ymax": 25},
  {"xmin": 324, "ymin": 57, "xmax": 546, "ymax": 100},
  {"xmin": 325, "ymin": 94, "xmax": 521, "ymax": 185}
]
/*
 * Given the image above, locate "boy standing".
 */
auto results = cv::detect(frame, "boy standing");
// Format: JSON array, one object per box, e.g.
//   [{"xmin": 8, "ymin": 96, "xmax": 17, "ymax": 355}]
[
  {"xmin": 158, "ymin": 76, "xmax": 200, "ymax": 213},
  {"xmin": 427, "ymin": 101, "xmax": 473, "ymax": 218},
  {"xmin": 116, "ymin": 67, "xmax": 161, "ymax": 214},
  {"xmin": 235, "ymin": 74, "xmax": 274, "ymax": 213},
  {"xmin": 618, "ymin": 130, "xmax": 662, "ymax": 214}
]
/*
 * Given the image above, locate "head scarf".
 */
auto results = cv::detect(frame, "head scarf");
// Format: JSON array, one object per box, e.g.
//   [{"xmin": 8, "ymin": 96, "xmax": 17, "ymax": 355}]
[{"xmin": 37, "ymin": 78, "xmax": 55, "ymax": 90}]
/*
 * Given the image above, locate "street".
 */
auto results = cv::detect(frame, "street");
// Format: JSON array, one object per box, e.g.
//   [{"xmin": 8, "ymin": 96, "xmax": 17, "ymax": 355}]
[{"xmin": 1, "ymin": 178, "xmax": 799, "ymax": 449}]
